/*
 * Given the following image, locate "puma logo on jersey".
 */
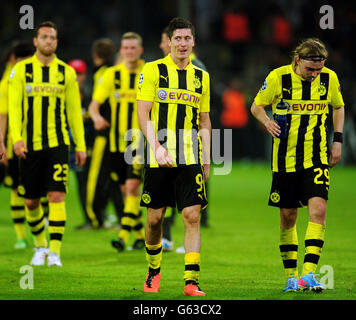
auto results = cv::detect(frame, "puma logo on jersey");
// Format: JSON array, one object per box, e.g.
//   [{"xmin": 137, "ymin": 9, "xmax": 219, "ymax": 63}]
[
  {"xmin": 283, "ymin": 88, "xmax": 292, "ymax": 95},
  {"xmin": 160, "ymin": 75, "xmax": 168, "ymax": 82},
  {"xmin": 26, "ymin": 72, "xmax": 33, "ymax": 79}
]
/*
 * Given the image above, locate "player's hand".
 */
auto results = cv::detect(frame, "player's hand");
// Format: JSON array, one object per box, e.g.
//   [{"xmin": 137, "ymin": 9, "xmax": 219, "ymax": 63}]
[
  {"xmin": 203, "ymin": 163, "xmax": 210, "ymax": 181},
  {"xmin": 93, "ymin": 115, "xmax": 110, "ymax": 131},
  {"xmin": 75, "ymin": 151, "xmax": 87, "ymax": 168},
  {"xmin": 155, "ymin": 143, "xmax": 173, "ymax": 168},
  {"xmin": 264, "ymin": 119, "xmax": 281, "ymax": 138},
  {"xmin": 0, "ymin": 141, "xmax": 6, "ymax": 162},
  {"xmin": 0, "ymin": 145, "xmax": 8, "ymax": 166},
  {"xmin": 13, "ymin": 140, "xmax": 28, "ymax": 159},
  {"xmin": 329, "ymin": 142, "xmax": 342, "ymax": 168}
]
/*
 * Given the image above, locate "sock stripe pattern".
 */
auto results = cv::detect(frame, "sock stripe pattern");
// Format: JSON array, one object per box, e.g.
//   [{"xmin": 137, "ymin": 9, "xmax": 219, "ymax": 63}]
[
  {"xmin": 48, "ymin": 202, "xmax": 66, "ymax": 255},
  {"xmin": 119, "ymin": 196, "xmax": 144, "ymax": 243},
  {"xmin": 10, "ymin": 191, "xmax": 26, "ymax": 239},
  {"xmin": 302, "ymin": 222, "xmax": 325, "ymax": 276},
  {"xmin": 184, "ymin": 252, "xmax": 201, "ymax": 283},
  {"xmin": 26, "ymin": 206, "xmax": 47, "ymax": 248},
  {"xmin": 145, "ymin": 241, "xmax": 162, "ymax": 270},
  {"xmin": 280, "ymin": 225, "xmax": 298, "ymax": 278}
]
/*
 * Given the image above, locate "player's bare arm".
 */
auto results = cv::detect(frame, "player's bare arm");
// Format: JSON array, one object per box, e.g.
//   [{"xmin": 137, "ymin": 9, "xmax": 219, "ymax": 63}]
[
  {"xmin": 329, "ymin": 106, "xmax": 345, "ymax": 168},
  {"xmin": 88, "ymin": 99, "xmax": 110, "ymax": 130},
  {"xmin": 0, "ymin": 114, "xmax": 8, "ymax": 163},
  {"xmin": 251, "ymin": 101, "xmax": 281, "ymax": 138},
  {"xmin": 137, "ymin": 99, "xmax": 173, "ymax": 168},
  {"xmin": 199, "ymin": 111, "xmax": 211, "ymax": 181}
]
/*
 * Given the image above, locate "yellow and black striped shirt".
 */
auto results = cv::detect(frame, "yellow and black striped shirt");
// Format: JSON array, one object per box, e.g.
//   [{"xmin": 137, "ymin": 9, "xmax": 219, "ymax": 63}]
[
  {"xmin": 0, "ymin": 62, "xmax": 15, "ymax": 158},
  {"xmin": 137, "ymin": 54, "xmax": 210, "ymax": 168},
  {"xmin": 255, "ymin": 64, "xmax": 344, "ymax": 172},
  {"xmin": 8, "ymin": 54, "xmax": 86, "ymax": 152},
  {"xmin": 93, "ymin": 60, "xmax": 144, "ymax": 153}
]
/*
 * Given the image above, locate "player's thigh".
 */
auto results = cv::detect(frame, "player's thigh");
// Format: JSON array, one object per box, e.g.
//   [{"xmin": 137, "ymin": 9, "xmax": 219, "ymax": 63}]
[
  {"xmin": 140, "ymin": 167, "xmax": 175, "ymax": 209},
  {"xmin": 46, "ymin": 145, "xmax": 70, "ymax": 193},
  {"xmin": 268, "ymin": 171, "xmax": 300, "ymax": 208},
  {"xmin": 175, "ymin": 164, "xmax": 208, "ymax": 212},
  {"xmin": 21, "ymin": 151, "xmax": 46, "ymax": 199},
  {"xmin": 300, "ymin": 165, "xmax": 329, "ymax": 206}
]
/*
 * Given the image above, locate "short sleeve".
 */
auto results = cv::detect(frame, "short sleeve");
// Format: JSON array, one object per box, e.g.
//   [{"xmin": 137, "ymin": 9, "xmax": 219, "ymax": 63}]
[
  {"xmin": 199, "ymin": 72, "xmax": 210, "ymax": 113},
  {"xmin": 137, "ymin": 62, "xmax": 157, "ymax": 102},
  {"xmin": 329, "ymin": 71, "xmax": 344, "ymax": 108},
  {"xmin": 254, "ymin": 71, "xmax": 279, "ymax": 107},
  {"xmin": 93, "ymin": 68, "xmax": 113, "ymax": 104}
]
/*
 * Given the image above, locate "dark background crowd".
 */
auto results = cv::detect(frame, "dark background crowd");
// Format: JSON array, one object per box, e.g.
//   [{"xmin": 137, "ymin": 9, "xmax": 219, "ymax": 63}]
[{"xmin": 1, "ymin": 0, "xmax": 355, "ymax": 164}]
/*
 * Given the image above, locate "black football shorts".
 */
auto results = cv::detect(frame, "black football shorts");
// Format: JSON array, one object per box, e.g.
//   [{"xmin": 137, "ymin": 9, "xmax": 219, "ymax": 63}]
[
  {"xmin": 19, "ymin": 145, "xmax": 69, "ymax": 199},
  {"xmin": 110, "ymin": 151, "xmax": 143, "ymax": 185},
  {"xmin": 268, "ymin": 164, "xmax": 330, "ymax": 208},
  {"xmin": 140, "ymin": 164, "xmax": 208, "ymax": 212},
  {"xmin": 3, "ymin": 157, "xmax": 21, "ymax": 189}
]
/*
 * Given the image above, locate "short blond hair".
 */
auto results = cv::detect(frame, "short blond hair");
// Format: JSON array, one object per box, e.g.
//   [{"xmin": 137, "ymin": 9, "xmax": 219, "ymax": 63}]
[
  {"xmin": 292, "ymin": 38, "xmax": 328, "ymax": 66},
  {"xmin": 121, "ymin": 32, "xmax": 143, "ymax": 47}
]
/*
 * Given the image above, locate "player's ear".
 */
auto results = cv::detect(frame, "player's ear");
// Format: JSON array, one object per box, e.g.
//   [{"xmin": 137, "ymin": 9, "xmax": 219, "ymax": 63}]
[{"xmin": 33, "ymin": 37, "xmax": 37, "ymax": 48}]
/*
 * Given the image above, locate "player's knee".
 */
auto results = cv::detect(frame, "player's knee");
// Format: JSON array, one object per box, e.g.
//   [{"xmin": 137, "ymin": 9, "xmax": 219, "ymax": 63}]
[
  {"xmin": 280, "ymin": 208, "xmax": 298, "ymax": 228},
  {"xmin": 182, "ymin": 207, "xmax": 200, "ymax": 226},
  {"xmin": 147, "ymin": 209, "xmax": 164, "ymax": 229},
  {"xmin": 25, "ymin": 199, "xmax": 41, "ymax": 211},
  {"xmin": 48, "ymin": 191, "xmax": 66, "ymax": 203},
  {"xmin": 125, "ymin": 179, "xmax": 140, "ymax": 196},
  {"xmin": 309, "ymin": 202, "xmax": 326, "ymax": 224}
]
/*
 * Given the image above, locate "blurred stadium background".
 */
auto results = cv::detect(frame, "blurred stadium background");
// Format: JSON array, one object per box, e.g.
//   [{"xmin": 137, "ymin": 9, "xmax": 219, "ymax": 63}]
[{"xmin": 1, "ymin": 0, "xmax": 355, "ymax": 164}]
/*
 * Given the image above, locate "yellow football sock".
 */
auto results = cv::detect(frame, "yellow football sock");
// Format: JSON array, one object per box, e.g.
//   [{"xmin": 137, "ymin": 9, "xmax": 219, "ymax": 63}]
[
  {"xmin": 119, "ymin": 195, "xmax": 141, "ymax": 243},
  {"xmin": 280, "ymin": 224, "xmax": 298, "ymax": 279},
  {"xmin": 184, "ymin": 252, "xmax": 201, "ymax": 283},
  {"xmin": 26, "ymin": 205, "xmax": 47, "ymax": 248},
  {"xmin": 10, "ymin": 191, "xmax": 26, "ymax": 240},
  {"xmin": 48, "ymin": 201, "xmax": 66, "ymax": 255},
  {"xmin": 302, "ymin": 221, "xmax": 325, "ymax": 276},
  {"xmin": 145, "ymin": 241, "xmax": 162, "ymax": 270}
]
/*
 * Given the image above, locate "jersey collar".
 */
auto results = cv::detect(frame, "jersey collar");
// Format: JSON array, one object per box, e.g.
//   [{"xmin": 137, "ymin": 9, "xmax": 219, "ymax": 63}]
[
  {"xmin": 33, "ymin": 53, "xmax": 57, "ymax": 67},
  {"xmin": 164, "ymin": 53, "xmax": 192, "ymax": 70}
]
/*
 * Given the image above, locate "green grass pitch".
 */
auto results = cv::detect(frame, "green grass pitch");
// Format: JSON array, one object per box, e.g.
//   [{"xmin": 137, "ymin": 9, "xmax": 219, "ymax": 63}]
[{"xmin": 0, "ymin": 161, "xmax": 355, "ymax": 300}]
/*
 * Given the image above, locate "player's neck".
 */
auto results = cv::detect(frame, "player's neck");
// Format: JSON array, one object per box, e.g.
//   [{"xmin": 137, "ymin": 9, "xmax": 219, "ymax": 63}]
[
  {"xmin": 171, "ymin": 56, "xmax": 189, "ymax": 70},
  {"xmin": 36, "ymin": 51, "xmax": 55, "ymax": 66},
  {"xmin": 125, "ymin": 60, "xmax": 139, "ymax": 72}
]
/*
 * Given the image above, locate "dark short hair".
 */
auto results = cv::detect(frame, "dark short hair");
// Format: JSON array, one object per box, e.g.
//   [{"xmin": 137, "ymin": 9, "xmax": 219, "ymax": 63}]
[
  {"xmin": 166, "ymin": 17, "xmax": 195, "ymax": 39},
  {"xmin": 13, "ymin": 41, "xmax": 34, "ymax": 58},
  {"xmin": 92, "ymin": 38, "xmax": 116, "ymax": 65},
  {"xmin": 35, "ymin": 21, "xmax": 58, "ymax": 38}
]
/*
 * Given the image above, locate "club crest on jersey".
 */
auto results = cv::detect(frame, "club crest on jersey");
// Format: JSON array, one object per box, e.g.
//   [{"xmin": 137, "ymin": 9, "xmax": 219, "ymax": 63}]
[
  {"xmin": 318, "ymin": 83, "xmax": 327, "ymax": 96},
  {"xmin": 193, "ymin": 77, "xmax": 201, "ymax": 89},
  {"xmin": 56, "ymin": 72, "xmax": 64, "ymax": 83},
  {"xmin": 157, "ymin": 89, "xmax": 168, "ymax": 101}
]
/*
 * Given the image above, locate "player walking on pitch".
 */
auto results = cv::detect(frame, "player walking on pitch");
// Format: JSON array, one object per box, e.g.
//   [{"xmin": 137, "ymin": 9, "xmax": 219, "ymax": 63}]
[
  {"xmin": 8, "ymin": 21, "xmax": 86, "ymax": 267},
  {"xmin": 251, "ymin": 38, "xmax": 344, "ymax": 292},
  {"xmin": 137, "ymin": 17, "xmax": 211, "ymax": 296}
]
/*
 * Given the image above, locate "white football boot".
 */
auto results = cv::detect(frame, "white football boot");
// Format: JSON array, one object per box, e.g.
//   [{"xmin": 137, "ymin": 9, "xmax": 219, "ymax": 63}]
[
  {"xmin": 47, "ymin": 252, "xmax": 62, "ymax": 267},
  {"xmin": 30, "ymin": 247, "xmax": 49, "ymax": 266}
]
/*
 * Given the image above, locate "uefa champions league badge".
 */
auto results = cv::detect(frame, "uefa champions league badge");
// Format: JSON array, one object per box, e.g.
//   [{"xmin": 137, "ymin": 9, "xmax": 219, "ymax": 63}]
[
  {"xmin": 139, "ymin": 73, "xmax": 144, "ymax": 84},
  {"xmin": 157, "ymin": 89, "xmax": 167, "ymax": 101}
]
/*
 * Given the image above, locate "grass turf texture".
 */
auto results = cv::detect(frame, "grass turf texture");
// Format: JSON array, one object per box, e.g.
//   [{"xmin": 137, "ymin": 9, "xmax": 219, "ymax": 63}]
[{"xmin": 0, "ymin": 161, "xmax": 355, "ymax": 300}]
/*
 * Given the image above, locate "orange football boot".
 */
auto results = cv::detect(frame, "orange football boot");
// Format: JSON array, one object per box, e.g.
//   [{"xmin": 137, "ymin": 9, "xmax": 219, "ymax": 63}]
[
  {"xmin": 144, "ymin": 269, "xmax": 161, "ymax": 293},
  {"xmin": 184, "ymin": 282, "xmax": 206, "ymax": 296}
]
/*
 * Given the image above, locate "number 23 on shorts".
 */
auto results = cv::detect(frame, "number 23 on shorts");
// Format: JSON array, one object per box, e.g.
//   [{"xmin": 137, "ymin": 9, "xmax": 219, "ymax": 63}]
[{"xmin": 53, "ymin": 163, "xmax": 69, "ymax": 185}]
